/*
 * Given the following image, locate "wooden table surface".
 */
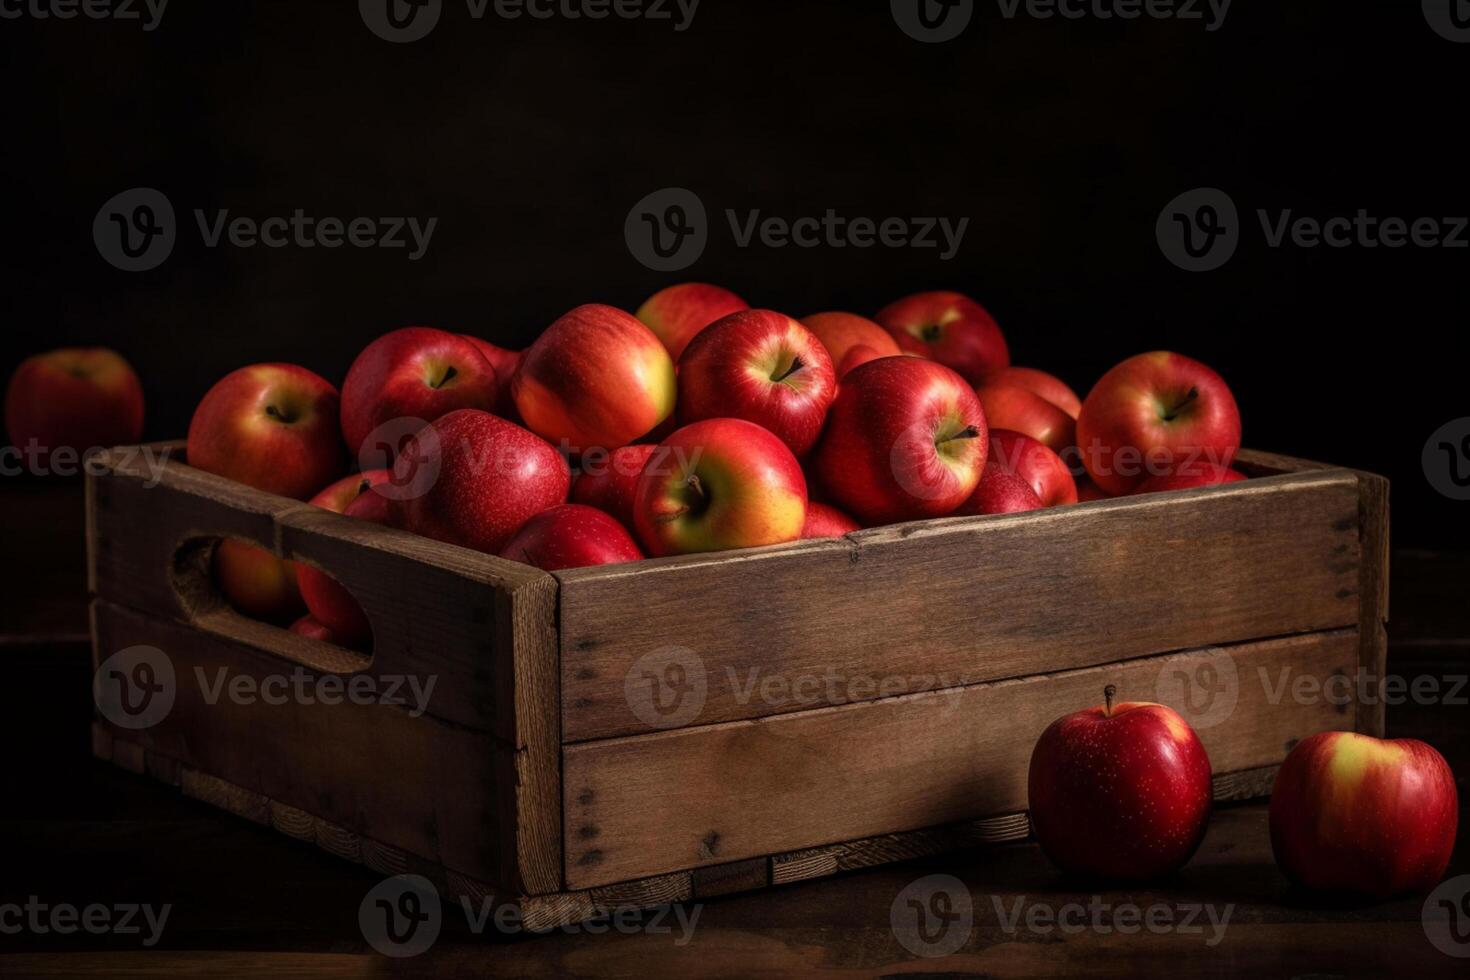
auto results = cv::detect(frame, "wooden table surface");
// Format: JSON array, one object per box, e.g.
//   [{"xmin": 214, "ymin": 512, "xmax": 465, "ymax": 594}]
[{"xmin": 1, "ymin": 481, "xmax": 1466, "ymax": 978}]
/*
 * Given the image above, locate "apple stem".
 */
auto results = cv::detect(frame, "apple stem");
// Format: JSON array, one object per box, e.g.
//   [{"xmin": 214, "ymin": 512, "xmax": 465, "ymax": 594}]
[
  {"xmin": 940, "ymin": 425, "xmax": 983, "ymax": 444},
  {"xmin": 771, "ymin": 356, "xmax": 805, "ymax": 384},
  {"xmin": 431, "ymin": 365, "xmax": 458, "ymax": 390},
  {"xmin": 1104, "ymin": 684, "xmax": 1117, "ymax": 717},
  {"xmin": 1163, "ymin": 387, "xmax": 1200, "ymax": 422}
]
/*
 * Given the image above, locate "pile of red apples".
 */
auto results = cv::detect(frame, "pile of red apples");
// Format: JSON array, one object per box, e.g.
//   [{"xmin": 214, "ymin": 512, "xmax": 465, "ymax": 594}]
[{"xmin": 173, "ymin": 286, "xmax": 1248, "ymax": 644}]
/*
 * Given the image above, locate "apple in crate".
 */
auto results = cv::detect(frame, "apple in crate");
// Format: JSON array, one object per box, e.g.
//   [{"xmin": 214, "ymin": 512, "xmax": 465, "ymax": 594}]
[
  {"xmin": 341, "ymin": 327, "xmax": 500, "ymax": 460},
  {"xmin": 988, "ymin": 429, "xmax": 1077, "ymax": 506},
  {"xmin": 636, "ymin": 282, "xmax": 749, "ymax": 360},
  {"xmin": 1029, "ymin": 686, "xmax": 1212, "ymax": 880},
  {"xmin": 801, "ymin": 502, "xmax": 861, "ymax": 539},
  {"xmin": 289, "ymin": 614, "xmax": 341, "ymax": 644},
  {"xmin": 5, "ymin": 347, "xmax": 144, "ymax": 466},
  {"xmin": 1270, "ymin": 732, "xmax": 1458, "ymax": 899},
  {"xmin": 297, "ymin": 470, "xmax": 393, "ymax": 648},
  {"xmin": 500, "ymin": 504, "xmax": 643, "ymax": 571},
  {"xmin": 513, "ymin": 304, "xmax": 677, "ymax": 452},
  {"xmin": 571, "ymin": 443, "xmax": 657, "ymax": 531},
  {"xmin": 187, "ymin": 363, "xmax": 343, "ymax": 500},
  {"xmin": 1133, "ymin": 464, "xmax": 1247, "ymax": 495},
  {"xmin": 800, "ymin": 311, "xmax": 901, "ymax": 369},
  {"xmin": 875, "ymin": 290, "xmax": 1009, "ymax": 385},
  {"xmin": 1077, "ymin": 352, "xmax": 1241, "ymax": 496},
  {"xmin": 634, "ymin": 418, "xmax": 807, "ymax": 557},
  {"xmin": 211, "ymin": 538, "xmax": 304, "ymax": 624},
  {"xmin": 976, "ymin": 383, "xmax": 1077, "ymax": 454},
  {"xmin": 677, "ymin": 310, "xmax": 837, "ymax": 458},
  {"xmin": 460, "ymin": 334, "xmax": 523, "ymax": 420},
  {"xmin": 956, "ymin": 462, "xmax": 1043, "ymax": 516},
  {"xmin": 838, "ymin": 345, "xmax": 885, "ymax": 379},
  {"xmin": 812, "ymin": 357, "xmax": 987, "ymax": 526},
  {"xmin": 986, "ymin": 366, "xmax": 1082, "ymax": 418},
  {"xmin": 393, "ymin": 409, "xmax": 571, "ymax": 555}
]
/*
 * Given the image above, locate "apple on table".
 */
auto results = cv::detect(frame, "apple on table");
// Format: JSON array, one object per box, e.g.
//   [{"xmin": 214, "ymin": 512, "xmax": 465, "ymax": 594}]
[{"xmin": 5, "ymin": 347, "xmax": 145, "ymax": 467}]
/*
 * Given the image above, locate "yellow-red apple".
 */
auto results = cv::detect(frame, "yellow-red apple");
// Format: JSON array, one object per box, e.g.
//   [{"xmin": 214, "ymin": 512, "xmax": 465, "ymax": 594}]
[
  {"xmin": 875, "ymin": 290, "xmax": 1009, "ymax": 385},
  {"xmin": 635, "ymin": 282, "xmax": 749, "ymax": 360}
]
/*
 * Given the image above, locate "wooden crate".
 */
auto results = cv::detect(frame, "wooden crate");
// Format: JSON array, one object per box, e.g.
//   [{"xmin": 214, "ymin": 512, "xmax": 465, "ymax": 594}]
[{"xmin": 86, "ymin": 443, "xmax": 1388, "ymax": 929}]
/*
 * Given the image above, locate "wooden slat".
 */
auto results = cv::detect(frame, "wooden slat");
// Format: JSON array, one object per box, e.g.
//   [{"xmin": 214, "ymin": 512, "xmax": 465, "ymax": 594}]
[
  {"xmin": 558, "ymin": 470, "xmax": 1362, "ymax": 741},
  {"xmin": 1354, "ymin": 471, "xmax": 1391, "ymax": 738},
  {"xmin": 562, "ymin": 629, "xmax": 1360, "ymax": 890}
]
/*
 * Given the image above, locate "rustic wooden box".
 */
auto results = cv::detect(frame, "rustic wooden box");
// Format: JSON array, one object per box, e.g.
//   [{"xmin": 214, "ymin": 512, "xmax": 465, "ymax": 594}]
[{"xmin": 87, "ymin": 443, "xmax": 1388, "ymax": 929}]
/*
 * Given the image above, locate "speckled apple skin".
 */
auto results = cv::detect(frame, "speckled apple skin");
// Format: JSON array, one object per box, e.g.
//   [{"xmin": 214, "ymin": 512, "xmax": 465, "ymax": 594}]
[
  {"xmin": 636, "ymin": 282, "xmax": 749, "ymax": 360},
  {"xmin": 499, "ymin": 504, "xmax": 643, "ymax": 572},
  {"xmin": 298, "ymin": 469, "xmax": 394, "ymax": 647},
  {"xmin": 875, "ymin": 290, "xmax": 1010, "ymax": 386},
  {"xmin": 989, "ymin": 429, "xmax": 1078, "ymax": 507},
  {"xmin": 1028, "ymin": 700, "xmax": 1213, "ymax": 881},
  {"xmin": 634, "ymin": 418, "xmax": 807, "ymax": 557},
  {"xmin": 956, "ymin": 461, "xmax": 1043, "ymax": 516},
  {"xmin": 800, "ymin": 501, "xmax": 861, "ymax": 538},
  {"xmin": 677, "ymin": 310, "xmax": 837, "ymax": 458},
  {"xmin": 512, "ymin": 304, "xmax": 676, "ymax": 453},
  {"xmin": 340, "ymin": 327, "xmax": 500, "ymax": 458},
  {"xmin": 812, "ymin": 357, "xmax": 987, "ymax": 526},
  {"xmin": 1270, "ymin": 732, "xmax": 1458, "ymax": 899},
  {"xmin": 187, "ymin": 363, "xmax": 343, "ymax": 500},
  {"xmin": 571, "ymin": 443, "xmax": 658, "ymax": 530},
  {"xmin": 394, "ymin": 409, "xmax": 571, "ymax": 555}
]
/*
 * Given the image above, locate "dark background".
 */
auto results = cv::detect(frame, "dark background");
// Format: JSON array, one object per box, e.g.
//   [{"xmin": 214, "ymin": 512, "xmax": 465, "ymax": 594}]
[{"xmin": 2, "ymin": 0, "xmax": 1465, "ymax": 548}]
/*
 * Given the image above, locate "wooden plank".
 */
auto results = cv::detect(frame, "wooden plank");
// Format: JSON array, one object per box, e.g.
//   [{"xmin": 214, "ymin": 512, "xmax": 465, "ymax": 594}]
[
  {"xmin": 1354, "ymin": 470, "xmax": 1391, "ymax": 738},
  {"xmin": 558, "ymin": 470, "xmax": 1362, "ymax": 741},
  {"xmin": 562, "ymin": 629, "xmax": 1360, "ymax": 890},
  {"xmin": 1233, "ymin": 447, "xmax": 1332, "ymax": 475},
  {"xmin": 692, "ymin": 857, "xmax": 769, "ymax": 898}
]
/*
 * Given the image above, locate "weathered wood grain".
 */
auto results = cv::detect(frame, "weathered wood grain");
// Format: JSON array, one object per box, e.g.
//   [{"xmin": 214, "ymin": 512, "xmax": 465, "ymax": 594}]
[
  {"xmin": 1354, "ymin": 471, "xmax": 1391, "ymax": 738},
  {"xmin": 558, "ymin": 470, "xmax": 1363, "ymax": 742},
  {"xmin": 562, "ymin": 629, "xmax": 1360, "ymax": 889}
]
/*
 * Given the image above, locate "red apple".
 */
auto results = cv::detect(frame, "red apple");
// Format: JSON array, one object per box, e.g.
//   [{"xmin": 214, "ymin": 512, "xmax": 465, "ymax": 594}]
[
  {"xmin": 1076, "ymin": 351, "xmax": 1242, "ymax": 496},
  {"xmin": 297, "ymin": 469, "xmax": 394, "ymax": 647},
  {"xmin": 800, "ymin": 311, "xmax": 902, "ymax": 369},
  {"xmin": 290, "ymin": 614, "xmax": 344, "ymax": 644},
  {"xmin": 677, "ymin": 310, "xmax": 837, "ymax": 458},
  {"xmin": 874, "ymin": 291, "xmax": 1010, "ymax": 385},
  {"xmin": 571, "ymin": 443, "xmax": 658, "ymax": 530},
  {"xmin": 1133, "ymin": 464, "xmax": 1248, "ymax": 495},
  {"xmin": 1075, "ymin": 477, "xmax": 1110, "ymax": 502},
  {"xmin": 635, "ymin": 282, "xmax": 749, "ymax": 360},
  {"xmin": 801, "ymin": 501, "xmax": 861, "ymax": 538},
  {"xmin": 1029, "ymin": 686, "xmax": 1213, "ymax": 881},
  {"xmin": 460, "ymin": 335, "xmax": 523, "ymax": 420},
  {"xmin": 838, "ymin": 344, "xmax": 886, "ymax": 379},
  {"xmin": 5, "ymin": 347, "xmax": 144, "ymax": 467},
  {"xmin": 340, "ymin": 327, "xmax": 499, "ymax": 461},
  {"xmin": 187, "ymin": 363, "xmax": 342, "ymax": 500},
  {"xmin": 513, "ymin": 304, "xmax": 677, "ymax": 453},
  {"xmin": 812, "ymin": 357, "xmax": 987, "ymax": 526},
  {"xmin": 393, "ymin": 409, "xmax": 571, "ymax": 555},
  {"xmin": 987, "ymin": 366, "xmax": 1082, "ymax": 418},
  {"xmin": 1270, "ymin": 732, "xmax": 1458, "ymax": 899},
  {"xmin": 956, "ymin": 461, "xmax": 1043, "ymax": 516},
  {"xmin": 499, "ymin": 503, "xmax": 643, "ymax": 571},
  {"xmin": 212, "ymin": 537, "xmax": 304, "ymax": 624},
  {"xmin": 634, "ymin": 418, "xmax": 807, "ymax": 557},
  {"xmin": 976, "ymin": 384, "xmax": 1077, "ymax": 454},
  {"xmin": 987, "ymin": 429, "xmax": 1077, "ymax": 506}
]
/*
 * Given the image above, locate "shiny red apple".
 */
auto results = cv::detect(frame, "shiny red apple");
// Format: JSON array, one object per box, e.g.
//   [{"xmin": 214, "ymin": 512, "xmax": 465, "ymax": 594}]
[
  {"xmin": 635, "ymin": 282, "xmax": 749, "ymax": 360},
  {"xmin": 812, "ymin": 357, "xmax": 987, "ymax": 526},
  {"xmin": 987, "ymin": 429, "xmax": 1077, "ymax": 507},
  {"xmin": 800, "ymin": 311, "xmax": 902, "ymax": 369},
  {"xmin": 5, "ymin": 347, "xmax": 144, "ymax": 467},
  {"xmin": 499, "ymin": 503, "xmax": 643, "ymax": 571},
  {"xmin": 801, "ymin": 501, "xmax": 861, "ymax": 538},
  {"xmin": 513, "ymin": 304, "xmax": 676, "ymax": 453},
  {"xmin": 1077, "ymin": 352, "xmax": 1242, "ymax": 496},
  {"xmin": 393, "ymin": 409, "xmax": 571, "ymax": 555},
  {"xmin": 677, "ymin": 310, "xmax": 837, "ymax": 458},
  {"xmin": 976, "ymin": 383, "xmax": 1077, "ymax": 454},
  {"xmin": 875, "ymin": 291, "xmax": 1009, "ymax": 385},
  {"xmin": 1029, "ymin": 686, "xmax": 1213, "ymax": 880},
  {"xmin": 634, "ymin": 418, "xmax": 807, "ymax": 557},
  {"xmin": 460, "ymin": 335, "xmax": 523, "ymax": 420},
  {"xmin": 570, "ymin": 443, "xmax": 657, "ymax": 530},
  {"xmin": 957, "ymin": 461, "xmax": 1044, "ymax": 516},
  {"xmin": 987, "ymin": 366, "xmax": 1082, "ymax": 418},
  {"xmin": 297, "ymin": 469, "xmax": 394, "ymax": 647},
  {"xmin": 187, "ymin": 363, "xmax": 343, "ymax": 500},
  {"xmin": 838, "ymin": 344, "xmax": 885, "ymax": 379},
  {"xmin": 1133, "ymin": 464, "xmax": 1248, "ymax": 495},
  {"xmin": 1270, "ymin": 732, "xmax": 1458, "ymax": 899}
]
